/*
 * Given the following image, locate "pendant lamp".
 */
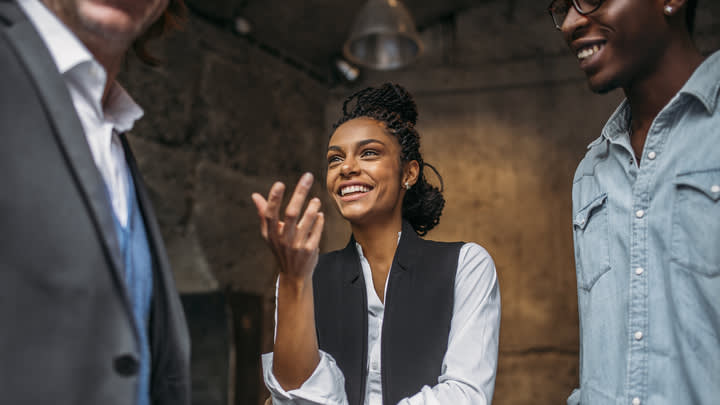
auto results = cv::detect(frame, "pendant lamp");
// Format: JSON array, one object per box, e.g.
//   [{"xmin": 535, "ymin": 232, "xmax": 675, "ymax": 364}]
[{"xmin": 343, "ymin": 0, "xmax": 423, "ymax": 70}]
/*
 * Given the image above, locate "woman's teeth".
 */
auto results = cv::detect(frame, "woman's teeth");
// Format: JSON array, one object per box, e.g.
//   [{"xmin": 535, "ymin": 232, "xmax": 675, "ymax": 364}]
[
  {"xmin": 340, "ymin": 185, "xmax": 371, "ymax": 196},
  {"xmin": 578, "ymin": 44, "xmax": 602, "ymax": 60}
]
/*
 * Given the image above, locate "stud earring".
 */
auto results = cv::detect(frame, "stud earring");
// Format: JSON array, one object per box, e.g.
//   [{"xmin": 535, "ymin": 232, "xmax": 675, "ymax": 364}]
[
  {"xmin": 664, "ymin": 5, "xmax": 673, "ymax": 14},
  {"xmin": 404, "ymin": 181, "xmax": 411, "ymax": 190}
]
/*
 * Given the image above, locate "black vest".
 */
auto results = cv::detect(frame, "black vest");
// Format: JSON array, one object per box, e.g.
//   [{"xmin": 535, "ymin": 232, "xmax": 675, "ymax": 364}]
[{"xmin": 313, "ymin": 221, "xmax": 463, "ymax": 405}]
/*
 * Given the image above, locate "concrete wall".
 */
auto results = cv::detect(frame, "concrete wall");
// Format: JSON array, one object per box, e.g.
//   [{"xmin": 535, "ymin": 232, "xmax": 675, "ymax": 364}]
[
  {"xmin": 118, "ymin": 0, "xmax": 720, "ymax": 403},
  {"xmin": 119, "ymin": 12, "xmax": 330, "ymax": 405}
]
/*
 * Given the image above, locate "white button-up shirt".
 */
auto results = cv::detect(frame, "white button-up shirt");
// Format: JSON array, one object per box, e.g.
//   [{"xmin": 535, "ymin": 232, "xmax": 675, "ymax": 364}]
[
  {"xmin": 263, "ymin": 240, "xmax": 501, "ymax": 404},
  {"xmin": 17, "ymin": 0, "xmax": 144, "ymax": 226}
]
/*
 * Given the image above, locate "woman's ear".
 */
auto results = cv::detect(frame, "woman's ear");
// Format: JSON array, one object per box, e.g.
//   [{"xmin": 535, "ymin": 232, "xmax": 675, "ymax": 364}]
[{"xmin": 403, "ymin": 160, "xmax": 420, "ymax": 188}]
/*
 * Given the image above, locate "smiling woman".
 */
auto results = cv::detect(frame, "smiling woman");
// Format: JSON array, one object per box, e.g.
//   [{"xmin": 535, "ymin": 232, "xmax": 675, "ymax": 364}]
[{"xmin": 252, "ymin": 83, "xmax": 500, "ymax": 405}]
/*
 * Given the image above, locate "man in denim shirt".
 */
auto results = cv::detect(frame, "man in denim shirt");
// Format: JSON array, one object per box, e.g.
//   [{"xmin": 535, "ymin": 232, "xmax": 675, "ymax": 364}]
[{"xmin": 547, "ymin": 0, "xmax": 719, "ymax": 404}]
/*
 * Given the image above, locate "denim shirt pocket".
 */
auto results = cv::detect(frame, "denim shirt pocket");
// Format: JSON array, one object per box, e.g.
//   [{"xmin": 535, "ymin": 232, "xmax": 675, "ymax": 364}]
[
  {"xmin": 672, "ymin": 168, "xmax": 720, "ymax": 276},
  {"xmin": 573, "ymin": 193, "xmax": 611, "ymax": 291}
]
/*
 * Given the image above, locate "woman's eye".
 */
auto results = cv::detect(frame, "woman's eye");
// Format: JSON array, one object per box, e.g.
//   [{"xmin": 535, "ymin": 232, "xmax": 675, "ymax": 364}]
[
  {"xmin": 327, "ymin": 155, "xmax": 342, "ymax": 165},
  {"xmin": 361, "ymin": 149, "xmax": 379, "ymax": 157}
]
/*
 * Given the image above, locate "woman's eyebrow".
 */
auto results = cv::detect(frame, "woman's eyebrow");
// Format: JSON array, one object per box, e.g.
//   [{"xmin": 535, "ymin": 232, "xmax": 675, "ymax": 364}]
[
  {"xmin": 356, "ymin": 139, "xmax": 385, "ymax": 147},
  {"xmin": 327, "ymin": 138, "xmax": 385, "ymax": 153}
]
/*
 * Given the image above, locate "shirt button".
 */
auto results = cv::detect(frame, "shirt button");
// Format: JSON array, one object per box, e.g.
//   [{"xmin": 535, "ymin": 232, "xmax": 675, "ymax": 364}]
[
  {"xmin": 634, "ymin": 331, "xmax": 643, "ymax": 340},
  {"xmin": 647, "ymin": 151, "xmax": 656, "ymax": 160},
  {"xmin": 635, "ymin": 209, "xmax": 645, "ymax": 218},
  {"xmin": 635, "ymin": 267, "xmax": 644, "ymax": 275},
  {"xmin": 632, "ymin": 397, "xmax": 641, "ymax": 405},
  {"xmin": 712, "ymin": 185, "xmax": 720, "ymax": 193}
]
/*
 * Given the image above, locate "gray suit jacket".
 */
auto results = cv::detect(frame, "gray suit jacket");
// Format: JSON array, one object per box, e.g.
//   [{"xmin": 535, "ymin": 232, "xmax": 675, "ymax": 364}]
[{"xmin": 0, "ymin": 1, "xmax": 190, "ymax": 404}]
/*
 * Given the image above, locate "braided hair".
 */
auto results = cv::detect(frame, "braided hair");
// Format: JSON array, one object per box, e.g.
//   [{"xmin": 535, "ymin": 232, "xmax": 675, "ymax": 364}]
[{"xmin": 332, "ymin": 83, "xmax": 444, "ymax": 236}]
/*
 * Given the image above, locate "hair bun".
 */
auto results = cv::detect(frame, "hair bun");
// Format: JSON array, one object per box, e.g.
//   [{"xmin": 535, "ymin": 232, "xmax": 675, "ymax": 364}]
[
  {"xmin": 342, "ymin": 83, "xmax": 418, "ymax": 126},
  {"xmin": 377, "ymin": 83, "xmax": 418, "ymax": 125}
]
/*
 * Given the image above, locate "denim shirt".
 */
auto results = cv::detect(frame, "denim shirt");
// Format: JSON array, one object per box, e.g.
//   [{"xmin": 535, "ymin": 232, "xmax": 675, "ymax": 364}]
[{"xmin": 569, "ymin": 50, "xmax": 720, "ymax": 405}]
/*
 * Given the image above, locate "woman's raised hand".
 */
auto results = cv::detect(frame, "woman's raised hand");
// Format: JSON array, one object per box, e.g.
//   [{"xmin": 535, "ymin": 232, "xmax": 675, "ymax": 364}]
[{"xmin": 251, "ymin": 172, "xmax": 325, "ymax": 282}]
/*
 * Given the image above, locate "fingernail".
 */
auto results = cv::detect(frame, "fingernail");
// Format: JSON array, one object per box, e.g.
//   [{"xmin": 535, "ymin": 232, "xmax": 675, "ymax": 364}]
[{"xmin": 301, "ymin": 172, "xmax": 313, "ymax": 186}]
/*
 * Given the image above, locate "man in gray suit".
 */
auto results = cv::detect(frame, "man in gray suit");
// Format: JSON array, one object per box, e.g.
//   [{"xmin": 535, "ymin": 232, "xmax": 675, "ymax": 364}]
[{"xmin": 0, "ymin": 0, "xmax": 190, "ymax": 404}]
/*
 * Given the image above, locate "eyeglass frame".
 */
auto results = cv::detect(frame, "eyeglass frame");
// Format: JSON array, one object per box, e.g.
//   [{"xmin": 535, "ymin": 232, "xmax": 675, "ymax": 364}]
[{"xmin": 547, "ymin": 0, "xmax": 606, "ymax": 31}]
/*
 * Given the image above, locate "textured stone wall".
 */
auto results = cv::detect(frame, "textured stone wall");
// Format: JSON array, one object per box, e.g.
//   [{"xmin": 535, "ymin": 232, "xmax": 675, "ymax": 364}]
[
  {"xmin": 118, "ymin": 0, "xmax": 720, "ymax": 404},
  {"xmin": 119, "ymin": 12, "xmax": 330, "ymax": 405}
]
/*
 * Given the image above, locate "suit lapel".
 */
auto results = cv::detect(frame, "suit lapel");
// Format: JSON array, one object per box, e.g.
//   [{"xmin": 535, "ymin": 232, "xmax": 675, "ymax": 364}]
[
  {"xmin": 119, "ymin": 134, "xmax": 175, "ymax": 297},
  {"xmin": 1, "ymin": 2, "xmax": 125, "ymax": 293}
]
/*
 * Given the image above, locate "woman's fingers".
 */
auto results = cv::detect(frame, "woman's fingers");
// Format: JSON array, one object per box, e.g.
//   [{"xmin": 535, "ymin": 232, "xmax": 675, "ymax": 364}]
[
  {"xmin": 251, "ymin": 193, "xmax": 269, "ymax": 239},
  {"xmin": 283, "ymin": 173, "xmax": 314, "ymax": 237},
  {"xmin": 305, "ymin": 212, "xmax": 324, "ymax": 250},
  {"xmin": 264, "ymin": 181, "xmax": 286, "ymax": 241},
  {"xmin": 296, "ymin": 197, "xmax": 322, "ymax": 242}
]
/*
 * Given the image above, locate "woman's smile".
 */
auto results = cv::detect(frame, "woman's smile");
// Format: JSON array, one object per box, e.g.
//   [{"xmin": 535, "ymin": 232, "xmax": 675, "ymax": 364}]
[{"xmin": 338, "ymin": 182, "xmax": 374, "ymax": 201}]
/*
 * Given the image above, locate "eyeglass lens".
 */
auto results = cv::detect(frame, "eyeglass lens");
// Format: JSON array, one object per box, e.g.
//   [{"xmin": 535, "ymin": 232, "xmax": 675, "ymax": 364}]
[{"xmin": 549, "ymin": 0, "xmax": 604, "ymax": 28}]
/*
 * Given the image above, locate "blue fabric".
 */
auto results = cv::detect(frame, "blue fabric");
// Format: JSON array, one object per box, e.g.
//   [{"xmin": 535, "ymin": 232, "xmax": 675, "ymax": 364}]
[
  {"xmin": 569, "ymin": 50, "xmax": 720, "ymax": 405},
  {"xmin": 110, "ymin": 171, "xmax": 153, "ymax": 405}
]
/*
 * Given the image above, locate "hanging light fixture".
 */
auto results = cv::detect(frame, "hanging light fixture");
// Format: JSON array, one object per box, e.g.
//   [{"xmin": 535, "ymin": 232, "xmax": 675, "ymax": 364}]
[{"xmin": 343, "ymin": 0, "xmax": 423, "ymax": 71}]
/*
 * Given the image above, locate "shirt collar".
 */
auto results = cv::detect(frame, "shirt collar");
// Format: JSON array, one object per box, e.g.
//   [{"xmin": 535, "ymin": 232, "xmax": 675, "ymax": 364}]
[
  {"xmin": 594, "ymin": 99, "xmax": 631, "ymax": 149},
  {"xmin": 592, "ymin": 50, "xmax": 720, "ymax": 149},
  {"xmin": 677, "ymin": 49, "xmax": 720, "ymax": 114},
  {"xmin": 17, "ymin": 0, "xmax": 144, "ymax": 133},
  {"xmin": 16, "ymin": 0, "xmax": 93, "ymax": 75},
  {"xmin": 105, "ymin": 82, "xmax": 145, "ymax": 133}
]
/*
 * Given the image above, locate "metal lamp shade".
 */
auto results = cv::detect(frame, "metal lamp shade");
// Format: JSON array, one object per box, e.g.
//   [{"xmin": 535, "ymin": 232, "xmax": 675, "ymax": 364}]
[{"xmin": 343, "ymin": 0, "xmax": 423, "ymax": 70}]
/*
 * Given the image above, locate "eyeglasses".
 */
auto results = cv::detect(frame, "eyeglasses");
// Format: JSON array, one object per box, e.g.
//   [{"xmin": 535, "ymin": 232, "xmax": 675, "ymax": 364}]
[{"xmin": 547, "ymin": 0, "xmax": 605, "ymax": 30}]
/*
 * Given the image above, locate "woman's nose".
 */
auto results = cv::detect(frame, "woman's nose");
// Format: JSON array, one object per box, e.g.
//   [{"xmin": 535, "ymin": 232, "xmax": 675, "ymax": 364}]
[{"xmin": 340, "ymin": 156, "xmax": 359, "ymax": 176}]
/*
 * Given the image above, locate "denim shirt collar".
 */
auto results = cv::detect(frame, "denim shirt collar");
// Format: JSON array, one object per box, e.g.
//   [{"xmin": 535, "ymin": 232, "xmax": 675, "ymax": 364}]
[
  {"xmin": 590, "ymin": 49, "xmax": 720, "ymax": 150},
  {"xmin": 678, "ymin": 49, "xmax": 720, "ymax": 114}
]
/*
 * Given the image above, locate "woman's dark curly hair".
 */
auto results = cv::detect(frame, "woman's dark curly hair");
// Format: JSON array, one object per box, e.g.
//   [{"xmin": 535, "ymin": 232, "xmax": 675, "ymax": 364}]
[{"xmin": 332, "ymin": 83, "xmax": 444, "ymax": 236}]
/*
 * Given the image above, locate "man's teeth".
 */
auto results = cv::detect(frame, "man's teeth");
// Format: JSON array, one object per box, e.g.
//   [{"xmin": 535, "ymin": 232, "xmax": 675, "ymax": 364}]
[
  {"xmin": 577, "ymin": 44, "xmax": 602, "ymax": 60},
  {"xmin": 340, "ymin": 185, "xmax": 371, "ymax": 196}
]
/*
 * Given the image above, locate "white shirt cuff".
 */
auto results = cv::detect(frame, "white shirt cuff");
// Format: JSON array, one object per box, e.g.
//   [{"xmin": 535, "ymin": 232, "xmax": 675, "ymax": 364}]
[{"xmin": 262, "ymin": 350, "xmax": 349, "ymax": 405}]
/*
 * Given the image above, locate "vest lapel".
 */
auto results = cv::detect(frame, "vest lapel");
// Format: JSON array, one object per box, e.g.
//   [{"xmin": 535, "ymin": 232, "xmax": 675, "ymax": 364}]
[
  {"xmin": 339, "ymin": 238, "xmax": 369, "ymax": 405},
  {"xmin": 381, "ymin": 221, "xmax": 459, "ymax": 405}
]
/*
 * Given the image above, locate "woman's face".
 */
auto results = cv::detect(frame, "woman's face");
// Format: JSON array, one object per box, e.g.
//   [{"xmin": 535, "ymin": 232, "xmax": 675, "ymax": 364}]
[{"xmin": 326, "ymin": 117, "xmax": 413, "ymax": 226}]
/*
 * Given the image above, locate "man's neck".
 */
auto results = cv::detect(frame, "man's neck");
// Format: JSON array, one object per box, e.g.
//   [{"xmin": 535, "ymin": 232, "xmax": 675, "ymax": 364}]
[
  {"xmin": 624, "ymin": 38, "xmax": 704, "ymax": 158},
  {"xmin": 39, "ymin": 1, "xmax": 129, "ymax": 106}
]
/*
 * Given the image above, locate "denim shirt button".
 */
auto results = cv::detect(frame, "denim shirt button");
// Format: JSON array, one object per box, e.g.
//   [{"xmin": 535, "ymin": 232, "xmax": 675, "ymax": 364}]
[
  {"xmin": 635, "ymin": 209, "xmax": 645, "ymax": 218},
  {"xmin": 711, "ymin": 185, "xmax": 720, "ymax": 193},
  {"xmin": 632, "ymin": 397, "xmax": 641, "ymax": 405},
  {"xmin": 647, "ymin": 151, "xmax": 656, "ymax": 160},
  {"xmin": 634, "ymin": 331, "xmax": 643, "ymax": 340},
  {"xmin": 635, "ymin": 267, "xmax": 644, "ymax": 275}
]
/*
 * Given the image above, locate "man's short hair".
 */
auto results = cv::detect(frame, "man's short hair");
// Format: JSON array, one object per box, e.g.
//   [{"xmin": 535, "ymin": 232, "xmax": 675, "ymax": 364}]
[
  {"xmin": 133, "ymin": 0, "xmax": 186, "ymax": 65},
  {"xmin": 686, "ymin": 0, "xmax": 698, "ymax": 34}
]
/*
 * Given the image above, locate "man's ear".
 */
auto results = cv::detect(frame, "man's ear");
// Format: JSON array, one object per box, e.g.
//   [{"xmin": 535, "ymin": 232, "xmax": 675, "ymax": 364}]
[
  {"xmin": 662, "ymin": 0, "xmax": 689, "ymax": 16},
  {"xmin": 403, "ymin": 160, "xmax": 420, "ymax": 188}
]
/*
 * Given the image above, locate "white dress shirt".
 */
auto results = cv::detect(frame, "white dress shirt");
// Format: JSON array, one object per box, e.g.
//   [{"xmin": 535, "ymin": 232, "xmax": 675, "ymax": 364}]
[
  {"xmin": 17, "ymin": 0, "xmax": 144, "ymax": 227},
  {"xmin": 262, "ymin": 240, "xmax": 501, "ymax": 405}
]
